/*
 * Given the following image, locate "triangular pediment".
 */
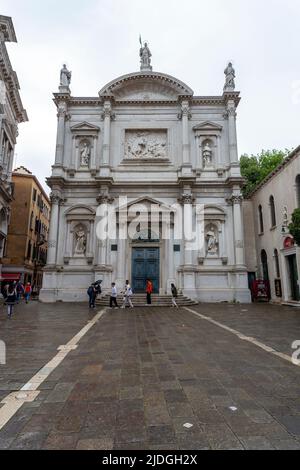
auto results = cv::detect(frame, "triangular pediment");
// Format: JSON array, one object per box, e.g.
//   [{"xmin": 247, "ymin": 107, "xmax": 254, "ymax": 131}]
[
  {"xmin": 71, "ymin": 121, "xmax": 100, "ymax": 132},
  {"xmin": 99, "ymin": 72, "xmax": 193, "ymax": 102},
  {"xmin": 118, "ymin": 196, "xmax": 174, "ymax": 213},
  {"xmin": 193, "ymin": 121, "xmax": 223, "ymax": 132}
]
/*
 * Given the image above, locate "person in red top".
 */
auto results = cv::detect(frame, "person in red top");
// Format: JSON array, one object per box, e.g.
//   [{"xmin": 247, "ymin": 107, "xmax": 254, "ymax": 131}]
[
  {"xmin": 146, "ymin": 279, "xmax": 153, "ymax": 305},
  {"xmin": 24, "ymin": 283, "xmax": 32, "ymax": 304}
]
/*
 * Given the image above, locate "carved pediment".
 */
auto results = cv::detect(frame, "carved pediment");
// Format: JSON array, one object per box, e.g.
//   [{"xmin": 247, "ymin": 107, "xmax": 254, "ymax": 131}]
[
  {"xmin": 193, "ymin": 121, "xmax": 223, "ymax": 132},
  {"xmin": 70, "ymin": 122, "xmax": 100, "ymax": 135},
  {"xmin": 99, "ymin": 72, "xmax": 193, "ymax": 102}
]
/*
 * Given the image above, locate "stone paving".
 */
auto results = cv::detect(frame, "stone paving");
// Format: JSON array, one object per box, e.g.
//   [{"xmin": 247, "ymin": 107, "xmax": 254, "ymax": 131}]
[{"xmin": 0, "ymin": 300, "xmax": 300, "ymax": 450}]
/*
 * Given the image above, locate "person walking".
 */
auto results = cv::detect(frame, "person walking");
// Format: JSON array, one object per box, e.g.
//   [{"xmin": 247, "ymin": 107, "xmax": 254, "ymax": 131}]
[
  {"xmin": 5, "ymin": 284, "xmax": 17, "ymax": 318},
  {"xmin": 87, "ymin": 283, "xmax": 96, "ymax": 309},
  {"xmin": 110, "ymin": 283, "xmax": 119, "ymax": 309},
  {"xmin": 171, "ymin": 283, "xmax": 179, "ymax": 308},
  {"xmin": 24, "ymin": 283, "xmax": 32, "ymax": 304},
  {"xmin": 146, "ymin": 279, "xmax": 153, "ymax": 305},
  {"xmin": 16, "ymin": 282, "xmax": 24, "ymax": 303},
  {"xmin": 121, "ymin": 281, "xmax": 134, "ymax": 309}
]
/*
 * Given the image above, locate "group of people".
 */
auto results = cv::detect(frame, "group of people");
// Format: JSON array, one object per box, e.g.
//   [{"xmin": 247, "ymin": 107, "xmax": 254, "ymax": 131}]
[
  {"xmin": 87, "ymin": 279, "xmax": 179, "ymax": 309},
  {"xmin": 2, "ymin": 282, "xmax": 32, "ymax": 318}
]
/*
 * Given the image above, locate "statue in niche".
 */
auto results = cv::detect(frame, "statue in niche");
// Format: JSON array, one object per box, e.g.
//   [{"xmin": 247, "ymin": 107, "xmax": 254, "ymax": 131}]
[
  {"xmin": 139, "ymin": 38, "xmax": 152, "ymax": 70},
  {"xmin": 80, "ymin": 141, "xmax": 90, "ymax": 167},
  {"xmin": 282, "ymin": 206, "xmax": 289, "ymax": 233},
  {"xmin": 202, "ymin": 142, "xmax": 213, "ymax": 167},
  {"xmin": 206, "ymin": 226, "xmax": 218, "ymax": 255},
  {"xmin": 74, "ymin": 226, "xmax": 87, "ymax": 255},
  {"xmin": 224, "ymin": 62, "xmax": 235, "ymax": 91},
  {"xmin": 60, "ymin": 64, "xmax": 72, "ymax": 87}
]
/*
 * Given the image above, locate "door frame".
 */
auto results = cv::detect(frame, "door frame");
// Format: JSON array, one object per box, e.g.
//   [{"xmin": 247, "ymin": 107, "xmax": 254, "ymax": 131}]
[
  {"xmin": 128, "ymin": 240, "xmax": 165, "ymax": 295},
  {"xmin": 131, "ymin": 246, "xmax": 160, "ymax": 294}
]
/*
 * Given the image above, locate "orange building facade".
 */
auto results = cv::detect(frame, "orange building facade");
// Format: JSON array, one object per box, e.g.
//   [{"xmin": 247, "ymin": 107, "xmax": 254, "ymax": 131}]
[{"xmin": 2, "ymin": 167, "xmax": 50, "ymax": 291}]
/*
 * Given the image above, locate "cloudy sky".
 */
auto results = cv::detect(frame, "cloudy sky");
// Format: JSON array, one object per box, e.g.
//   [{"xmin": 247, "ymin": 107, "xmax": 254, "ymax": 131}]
[{"xmin": 2, "ymin": 0, "xmax": 300, "ymax": 192}]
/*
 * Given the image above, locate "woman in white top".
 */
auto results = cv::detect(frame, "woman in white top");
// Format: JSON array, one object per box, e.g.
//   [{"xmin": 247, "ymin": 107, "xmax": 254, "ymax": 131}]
[{"xmin": 122, "ymin": 281, "xmax": 134, "ymax": 309}]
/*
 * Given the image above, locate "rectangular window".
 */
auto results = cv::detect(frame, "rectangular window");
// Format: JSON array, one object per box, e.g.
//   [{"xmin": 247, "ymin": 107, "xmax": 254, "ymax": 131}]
[
  {"xmin": 32, "ymin": 189, "xmax": 37, "ymax": 203},
  {"xmin": 174, "ymin": 245, "xmax": 181, "ymax": 252}
]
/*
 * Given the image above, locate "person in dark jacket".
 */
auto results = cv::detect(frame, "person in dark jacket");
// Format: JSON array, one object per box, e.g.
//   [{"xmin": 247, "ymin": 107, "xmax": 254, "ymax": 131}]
[
  {"xmin": 171, "ymin": 284, "xmax": 179, "ymax": 308},
  {"xmin": 5, "ymin": 284, "xmax": 17, "ymax": 318},
  {"xmin": 87, "ymin": 284, "xmax": 96, "ymax": 309}
]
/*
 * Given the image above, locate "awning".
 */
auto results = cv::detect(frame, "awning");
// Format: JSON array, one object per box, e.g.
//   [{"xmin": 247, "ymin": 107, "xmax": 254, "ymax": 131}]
[{"xmin": 0, "ymin": 273, "xmax": 21, "ymax": 281}]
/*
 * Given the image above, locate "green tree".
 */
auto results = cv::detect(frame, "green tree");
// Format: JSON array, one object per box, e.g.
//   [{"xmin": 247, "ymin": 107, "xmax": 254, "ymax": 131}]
[
  {"xmin": 289, "ymin": 209, "xmax": 300, "ymax": 246},
  {"xmin": 240, "ymin": 149, "xmax": 290, "ymax": 197}
]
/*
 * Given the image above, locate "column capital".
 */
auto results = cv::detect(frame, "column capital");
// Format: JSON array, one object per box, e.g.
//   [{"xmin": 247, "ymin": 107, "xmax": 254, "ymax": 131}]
[
  {"xmin": 224, "ymin": 100, "xmax": 237, "ymax": 119},
  {"xmin": 178, "ymin": 100, "xmax": 192, "ymax": 120},
  {"xmin": 178, "ymin": 193, "xmax": 195, "ymax": 205},
  {"xmin": 50, "ymin": 191, "xmax": 64, "ymax": 205},
  {"xmin": 97, "ymin": 193, "xmax": 115, "ymax": 205},
  {"xmin": 226, "ymin": 194, "xmax": 243, "ymax": 206},
  {"xmin": 101, "ymin": 100, "xmax": 116, "ymax": 121}
]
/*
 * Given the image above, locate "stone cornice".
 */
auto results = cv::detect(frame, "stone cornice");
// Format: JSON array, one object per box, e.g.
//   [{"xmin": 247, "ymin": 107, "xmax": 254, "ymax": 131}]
[
  {"xmin": 0, "ymin": 42, "xmax": 28, "ymax": 123},
  {"xmin": 65, "ymin": 96, "xmax": 239, "ymax": 108},
  {"xmin": 0, "ymin": 16, "xmax": 17, "ymax": 43}
]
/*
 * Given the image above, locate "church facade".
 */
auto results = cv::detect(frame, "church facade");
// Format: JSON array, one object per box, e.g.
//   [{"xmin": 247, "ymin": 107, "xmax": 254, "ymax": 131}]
[{"xmin": 40, "ymin": 47, "xmax": 251, "ymax": 303}]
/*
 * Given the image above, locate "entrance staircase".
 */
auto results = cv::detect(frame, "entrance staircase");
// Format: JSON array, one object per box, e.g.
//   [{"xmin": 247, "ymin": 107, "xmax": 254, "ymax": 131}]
[{"xmin": 96, "ymin": 293, "xmax": 198, "ymax": 307}]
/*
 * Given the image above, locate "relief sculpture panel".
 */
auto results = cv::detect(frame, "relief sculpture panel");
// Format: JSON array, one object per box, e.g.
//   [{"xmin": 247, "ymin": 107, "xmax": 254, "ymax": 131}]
[{"xmin": 125, "ymin": 130, "xmax": 167, "ymax": 160}]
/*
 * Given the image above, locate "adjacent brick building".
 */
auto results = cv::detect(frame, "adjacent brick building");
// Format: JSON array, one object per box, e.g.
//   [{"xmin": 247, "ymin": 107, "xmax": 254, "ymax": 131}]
[{"xmin": 2, "ymin": 167, "xmax": 50, "ymax": 291}]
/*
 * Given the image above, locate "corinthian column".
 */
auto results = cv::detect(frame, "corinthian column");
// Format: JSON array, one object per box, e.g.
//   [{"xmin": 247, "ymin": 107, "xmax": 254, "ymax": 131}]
[
  {"xmin": 47, "ymin": 192, "xmax": 63, "ymax": 266},
  {"xmin": 180, "ymin": 100, "xmax": 191, "ymax": 166},
  {"xmin": 102, "ymin": 100, "xmax": 114, "ymax": 166},
  {"xmin": 229, "ymin": 194, "xmax": 245, "ymax": 267},
  {"xmin": 55, "ymin": 102, "xmax": 68, "ymax": 167},
  {"xmin": 226, "ymin": 100, "xmax": 238, "ymax": 163}
]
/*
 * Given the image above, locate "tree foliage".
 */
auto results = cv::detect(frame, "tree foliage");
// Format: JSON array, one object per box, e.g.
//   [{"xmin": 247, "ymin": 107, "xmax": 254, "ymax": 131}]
[
  {"xmin": 289, "ymin": 209, "xmax": 300, "ymax": 246},
  {"xmin": 240, "ymin": 149, "xmax": 290, "ymax": 197}
]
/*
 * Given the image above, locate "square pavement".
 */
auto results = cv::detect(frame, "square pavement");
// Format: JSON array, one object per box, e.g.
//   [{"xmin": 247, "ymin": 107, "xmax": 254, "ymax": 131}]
[{"xmin": 0, "ymin": 300, "xmax": 300, "ymax": 450}]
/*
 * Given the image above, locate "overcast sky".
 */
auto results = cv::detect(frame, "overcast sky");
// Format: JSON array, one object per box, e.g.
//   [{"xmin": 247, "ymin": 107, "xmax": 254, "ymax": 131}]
[{"xmin": 2, "ymin": 0, "xmax": 300, "ymax": 193}]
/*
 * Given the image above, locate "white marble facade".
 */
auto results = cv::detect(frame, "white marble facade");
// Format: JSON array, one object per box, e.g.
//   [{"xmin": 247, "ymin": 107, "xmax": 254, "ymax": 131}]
[{"xmin": 40, "ymin": 54, "xmax": 251, "ymax": 303}]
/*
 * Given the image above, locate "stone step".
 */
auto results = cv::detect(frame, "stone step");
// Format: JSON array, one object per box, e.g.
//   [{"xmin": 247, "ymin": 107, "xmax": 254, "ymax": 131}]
[{"xmin": 96, "ymin": 294, "xmax": 198, "ymax": 307}]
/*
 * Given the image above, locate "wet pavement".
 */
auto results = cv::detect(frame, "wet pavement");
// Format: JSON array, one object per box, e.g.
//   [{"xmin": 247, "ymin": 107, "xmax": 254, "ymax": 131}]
[{"xmin": 0, "ymin": 300, "xmax": 300, "ymax": 450}]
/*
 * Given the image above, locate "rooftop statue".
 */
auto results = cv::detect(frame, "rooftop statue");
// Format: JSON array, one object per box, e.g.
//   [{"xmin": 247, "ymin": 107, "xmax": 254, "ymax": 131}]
[
  {"xmin": 139, "ymin": 36, "xmax": 152, "ymax": 71},
  {"xmin": 224, "ymin": 62, "xmax": 235, "ymax": 91},
  {"xmin": 60, "ymin": 64, "xmax": 72, "ymax": 88}
]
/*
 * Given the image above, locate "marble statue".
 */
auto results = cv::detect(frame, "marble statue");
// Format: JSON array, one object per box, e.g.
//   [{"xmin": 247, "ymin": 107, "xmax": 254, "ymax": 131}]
[
  {"xmin": 206, "ymin": 226, "xmax": 218, "ymax": 254},
  {"xmin": 282, "ymin": 206, "xmax": 289, "ymax": 233},
  {"xmin": 224, "ymin": 62, "xmax": 235, "ymax": 91},
  {"xmin": 60, "ymin": 64, "xmax": 72, "ymax": 87},
  {"xmin": 140, "ymin": 41, "xmax": 152, "ymax": 71},
  {"xmin": 75, "ymin": 227, "xmax": 86, "ymax": 255},
  {"xmin": 203, "ymin": 142, "xmax": 213, "ymax": 167},
  {"xmin": 80, "ymin": 142, "xmax": 90, "ymax": 167}
]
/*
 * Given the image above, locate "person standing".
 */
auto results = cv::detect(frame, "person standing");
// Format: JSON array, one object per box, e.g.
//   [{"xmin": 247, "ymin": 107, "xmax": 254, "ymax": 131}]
[
  {"xmin": 122, "ymin": 281, "xmax": 134, "ymax": 309},
  {"xmin": 5, "ymin": 284, "xmax": 17, "ymax": 318},
  {"xmin": 171, "ymin": 284, "xmax": 179, "ymax": 308},
  {"xmin": 146, "ymin": 279, "xmax": 153, "ymax": 305},
  {"xmin": 24, "ymin": 283, "xmax": 32, "ymax": 304},
  {"xmin": 87, "ymin": 283, "xmax": 96, "ymax": 309},
  {"xmin": 110, "ymin": 283, "xmax": 119, "ymax": 309}
]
